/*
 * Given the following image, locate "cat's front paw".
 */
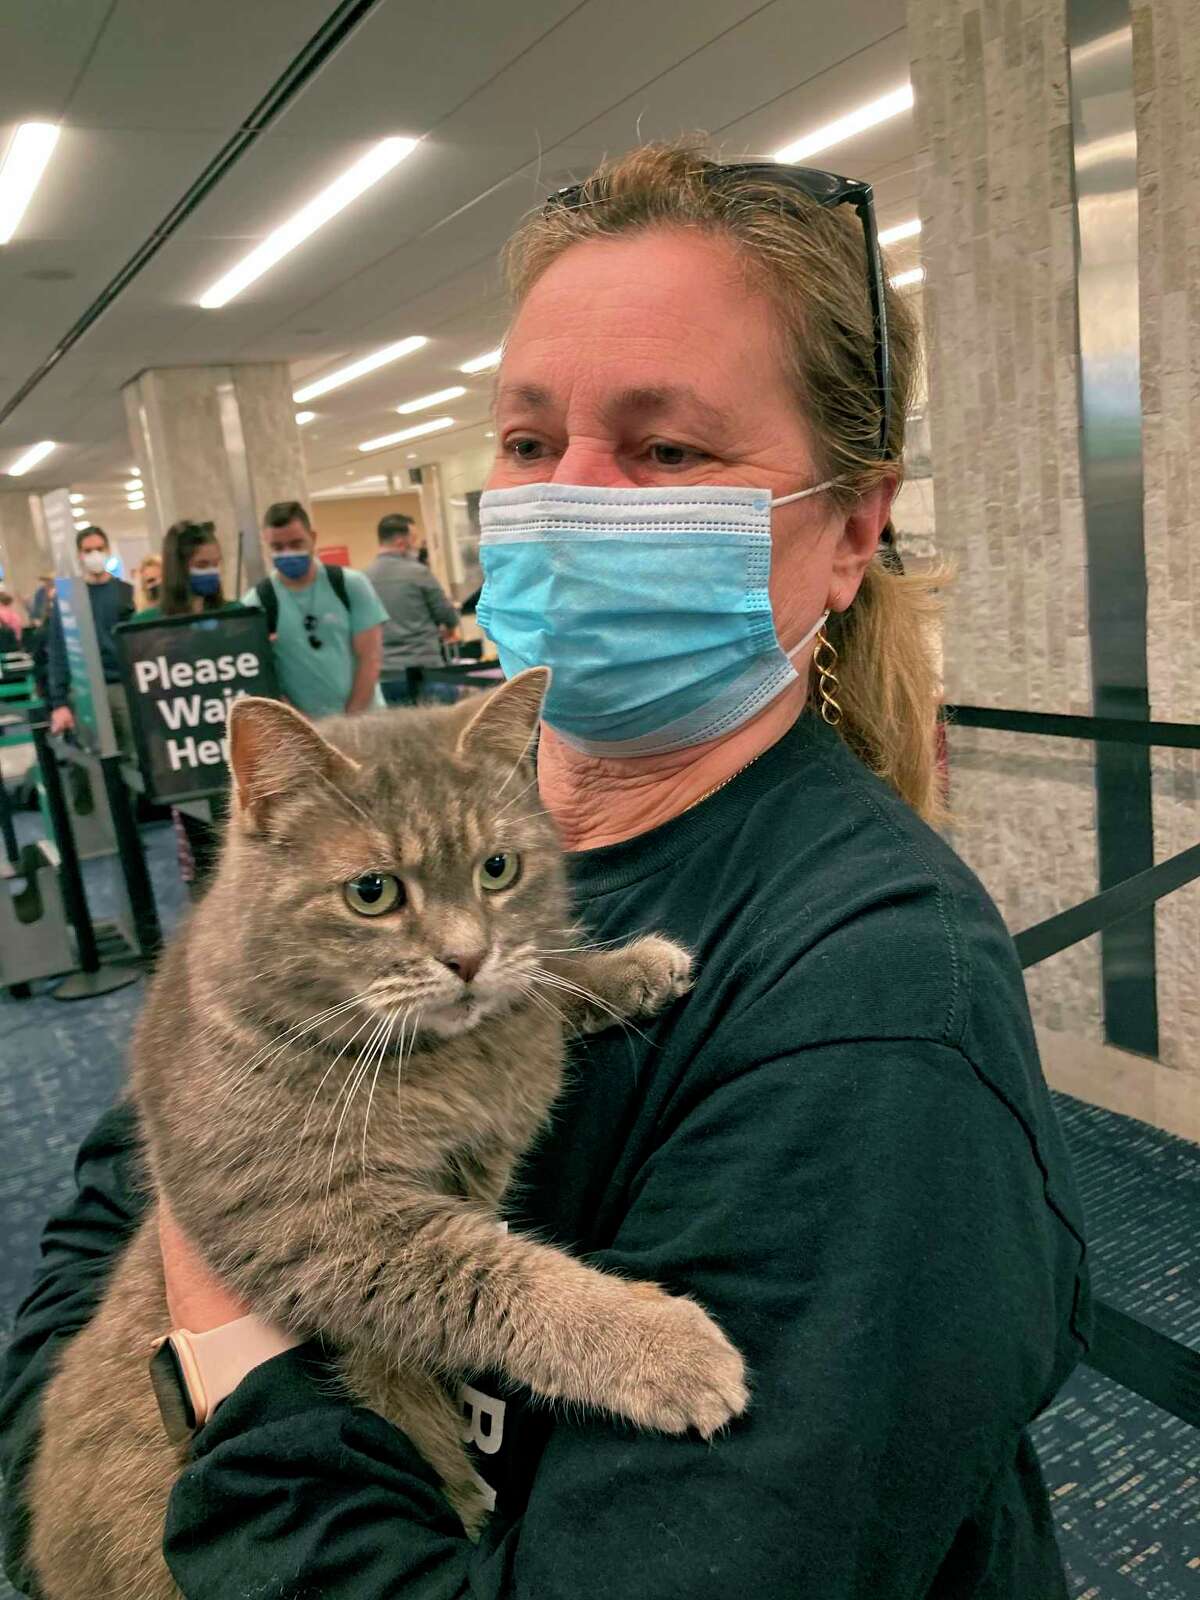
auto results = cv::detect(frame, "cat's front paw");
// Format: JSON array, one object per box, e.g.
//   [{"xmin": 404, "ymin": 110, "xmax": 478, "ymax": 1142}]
[
  {"xmin": 621, "ymin": 935, "xmax": 694, "ymax": 1018},
  {"xmin": 605, "ymin": 1284, "xmax": 748, "ymax": 1438}
]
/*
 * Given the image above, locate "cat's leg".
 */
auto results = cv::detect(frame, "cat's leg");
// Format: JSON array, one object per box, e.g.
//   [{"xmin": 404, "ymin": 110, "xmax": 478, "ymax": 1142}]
[
  {"xmin": 29, "ymin": 1219, "xmax": 185, "ymax": 1600},
  {"xmin": 538, "ymin": 936, "xmax": 694, "ymax": 1035},
  {"xmin": 232, "ymin": 1191, "xmax": 747, "ymax": 1440},
  {"xmin": 342, "ymin": 1353, "xmax": 489, "ymax": 1535}
]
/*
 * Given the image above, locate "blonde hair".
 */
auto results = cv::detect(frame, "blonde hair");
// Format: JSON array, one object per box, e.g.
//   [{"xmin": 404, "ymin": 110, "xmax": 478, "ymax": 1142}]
[{"xmin": 503, "ymin": 142, "xmax": 945, "ymax": 820}]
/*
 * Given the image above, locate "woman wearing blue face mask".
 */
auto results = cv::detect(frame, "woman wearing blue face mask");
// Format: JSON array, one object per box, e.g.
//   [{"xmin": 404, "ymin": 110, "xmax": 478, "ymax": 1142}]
[
  {"xmin": 136, "ymin": 520, "xmax": 231, "ymax": 895},
  {"xmin": 5, "ymin": 146, "xmax": 1089, "ymax": 1600},
  {"xmin": 136, "ymin": 519, "xmax": 227, "ymax": 621}
]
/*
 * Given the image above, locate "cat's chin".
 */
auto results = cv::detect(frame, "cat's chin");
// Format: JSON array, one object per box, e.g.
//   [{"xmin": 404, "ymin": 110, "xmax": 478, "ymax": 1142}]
[{"xmin": 416, "ymin": 995, "xmax": 498, "ymax": 1039}]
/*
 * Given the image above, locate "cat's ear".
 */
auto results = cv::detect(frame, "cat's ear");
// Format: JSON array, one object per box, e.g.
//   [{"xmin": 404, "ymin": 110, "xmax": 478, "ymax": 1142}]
[
  {"xmin": 456, "ymin": 667, "xmax": 550, "ymax": 766},
  {"xmin": 229, "ymin": 696, "xmax": 360, "ymax": 833}
]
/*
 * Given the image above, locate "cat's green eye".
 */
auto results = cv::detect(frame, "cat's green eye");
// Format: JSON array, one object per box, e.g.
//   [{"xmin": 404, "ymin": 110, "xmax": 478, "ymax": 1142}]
[
  {"xmin": 478, "ymin": 853, "xmax": 521, "ymax": 893},
  {"xmin": 344, "ymin": 872, "xmax": 405, "ymax": 916}
]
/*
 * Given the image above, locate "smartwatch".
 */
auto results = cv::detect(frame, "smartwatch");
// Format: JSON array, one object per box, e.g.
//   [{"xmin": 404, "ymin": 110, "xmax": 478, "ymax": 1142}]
[{"xmin": 149, "ymin": 1315, "xmax": 301, "ymax": 1444}]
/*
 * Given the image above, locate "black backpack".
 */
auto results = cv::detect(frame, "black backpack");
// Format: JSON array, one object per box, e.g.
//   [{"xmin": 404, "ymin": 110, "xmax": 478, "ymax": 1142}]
[{"xmin": 255, "ymin": 562, "xmax": 350, "ymax": 636}]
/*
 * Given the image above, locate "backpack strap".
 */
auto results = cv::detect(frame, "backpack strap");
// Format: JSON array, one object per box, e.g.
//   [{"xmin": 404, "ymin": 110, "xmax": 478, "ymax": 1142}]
[
  {"xmin": 256, "ymin": 565, "xmax": 349, "ymax": 634},
  {"xmin": 324, "ymin": 561, "xmax": 350, "ymax": 613},
  {"xmin": 255, "ymin": 577, "xmax": 279, "ymax": 635}
]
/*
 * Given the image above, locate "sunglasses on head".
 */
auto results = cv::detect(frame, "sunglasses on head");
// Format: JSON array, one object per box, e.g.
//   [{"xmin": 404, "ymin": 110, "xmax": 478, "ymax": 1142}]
[
  {"xmin": 545, "ymin": 162, "xmax": 892, "ymax": 461},
  {"xmin": 303, "ymin": 614, "xmax": 323, "ymax": 651}
]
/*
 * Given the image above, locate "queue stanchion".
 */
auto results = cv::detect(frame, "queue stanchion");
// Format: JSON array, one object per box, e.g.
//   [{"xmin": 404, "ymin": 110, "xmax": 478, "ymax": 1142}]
[
  {"xmin": 29, "ymin": 709, "xmax": 140, "ymax": 1000},
  {"xmin": 99, "ymin": 752, "xmax": 162, "ymax": 963}
]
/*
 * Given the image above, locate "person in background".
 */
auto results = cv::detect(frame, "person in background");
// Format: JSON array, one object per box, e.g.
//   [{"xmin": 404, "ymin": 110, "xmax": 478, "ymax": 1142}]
[
  {"xmin": 134, "ymin": 553, "xmax": 163, "ymax": 613},
  {"xmin": 46, "ymin": 526, "xmax": 135, "ymax": 742},
  {"xmin": 137, "ymin": 520, "xmax": 232, "ymax": 895},
  {"xmin": 243, "ymin": 501, "xmax": 386, "ymax": 719},
  {"xmin": 28, "ymin": 573, "xmax": 55, "ymax": 624},
  {"xmin": 136, "ymin": 522, "xmax": 224, "ymax": 622},
  {"xmin": 367, "ymin": 513, "xmax": 460, "ymax": 706},
  {"xmin": 0, "ymin": 589, "xmax": 26, "ymax": 649}
]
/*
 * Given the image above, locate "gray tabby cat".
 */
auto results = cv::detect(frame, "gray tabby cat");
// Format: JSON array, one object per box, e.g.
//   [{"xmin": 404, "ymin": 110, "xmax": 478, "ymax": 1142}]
[{"xmin": 28, "ymin": 669, "xmax": 748, "ymax": 1600}]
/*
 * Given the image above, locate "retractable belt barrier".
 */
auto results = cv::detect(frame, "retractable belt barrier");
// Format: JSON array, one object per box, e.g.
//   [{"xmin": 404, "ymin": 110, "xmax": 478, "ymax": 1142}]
[{"xmin": 946, "ymin": 704, "xmax": 1200, "ymax": 1428}]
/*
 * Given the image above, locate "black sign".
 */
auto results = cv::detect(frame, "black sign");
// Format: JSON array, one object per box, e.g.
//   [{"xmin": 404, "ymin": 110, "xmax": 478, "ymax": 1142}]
[{"xmin": 115, "ymin": 607, "xmax": 278, "ymax": 803}]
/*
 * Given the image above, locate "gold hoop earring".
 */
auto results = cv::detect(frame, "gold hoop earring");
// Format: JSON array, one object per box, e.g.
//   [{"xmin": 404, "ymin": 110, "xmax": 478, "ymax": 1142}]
[{"xmin": 813, "ymin": 629, "xmax": 842, "ymax": 727}]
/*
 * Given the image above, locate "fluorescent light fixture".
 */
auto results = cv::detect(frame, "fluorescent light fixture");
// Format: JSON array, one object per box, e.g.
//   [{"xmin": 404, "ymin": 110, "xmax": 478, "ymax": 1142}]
[
  {"xmin": 358, "ymin": 416, "xmax": 455, "ymax": 453},
  {"xmin": 396, "ymin": 384, "xmax": 466, "ymax": 415},
  {"xmin": 293, "ymin": 335, "xmax": 427, "ymax": 404},
  {"xmin": 774, "ymin": 84, "xmax": 914, "ymax": 164},
  {"xmin": 68, "ymin": 491, "xmax": 85, "ymax": 504},
  {"xmin": 6, "ymin": 439, "xmax": 57, "ymax": 475},
  {"xmin": 294, "ymin": 410, "xmax": 317, "ymax": 426},
  {"xmin": 123, "ymin": 478, "xmax": 142, "ymax": 492},
  {"xmin": 198, "ymin": 136, "xmax": 418, "ymax": 309},
  {"xmin": 126, "ymin": 492, "xmax": 146, "ymax": 503},
  {"xmin": 890, "ymin": 266, "xmax": 925, "ymax": 289},
  {"xmin": 73, "ymin": 518, "xmax": 89, "ymax": 530},
  {"xmin": 484, "ymin": 431, "xmax": 495, "ymax": 439},
  {"xmin": 0, "ymin": 123, "xmax": 61, "ymax": 245},
  {"xmin": 129, "ymin": 465, "xmax": 141, "ymax": 477},
  {"xmin": 460, "ymin": 347, "xmax": 502, "ymax": 375},
  {"xmin": 879, "ymin": 217, "xmax": 921, "ymax": 246}
]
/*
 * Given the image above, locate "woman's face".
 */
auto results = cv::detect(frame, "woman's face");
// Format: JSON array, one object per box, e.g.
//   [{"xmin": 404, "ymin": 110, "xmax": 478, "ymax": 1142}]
[
  {"xmin": 189, "ymin": 542, "xmax": 222, "ymax": 575},
  {"xmin": 143, "ymin": 558, "xmax": 162, "ymax": 583},
  {"xmin": 490, "ymin": 228, "xmax": 892, "ymax": 645}
]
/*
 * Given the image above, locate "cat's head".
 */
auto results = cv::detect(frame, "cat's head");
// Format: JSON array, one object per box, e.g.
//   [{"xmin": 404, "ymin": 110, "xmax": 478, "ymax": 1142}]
[{"xmin": 206, "ymin": 670, "xmax": 571, "ymax": 1041}]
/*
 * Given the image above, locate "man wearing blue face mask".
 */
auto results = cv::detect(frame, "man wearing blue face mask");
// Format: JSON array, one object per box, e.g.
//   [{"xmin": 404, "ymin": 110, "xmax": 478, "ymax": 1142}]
[{"xmin": 245, "ymin": 501, "xmax": 388, "ymax": 719}]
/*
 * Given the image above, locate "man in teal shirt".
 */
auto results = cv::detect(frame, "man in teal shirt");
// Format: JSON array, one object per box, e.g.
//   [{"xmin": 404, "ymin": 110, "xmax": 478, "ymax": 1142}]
[{"xmin": 245, "ymin": 501, "xmax": 387, "ymax": 719}]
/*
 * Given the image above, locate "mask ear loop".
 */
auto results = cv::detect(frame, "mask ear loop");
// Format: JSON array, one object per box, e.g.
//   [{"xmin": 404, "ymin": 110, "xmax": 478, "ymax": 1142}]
[{"xmin": 770, "ymin": 479, "xmax": 838, "ymax": 508}]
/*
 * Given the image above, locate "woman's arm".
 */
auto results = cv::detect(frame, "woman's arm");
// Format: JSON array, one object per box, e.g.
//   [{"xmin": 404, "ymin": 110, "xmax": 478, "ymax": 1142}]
[
  {"xmin": 0, "ymin": 1102, "xmax": 145, "ymax": 1593},
  {"xmin": 163, "ymin": 1037, "xmax": 1088, "ymax": 1599}
]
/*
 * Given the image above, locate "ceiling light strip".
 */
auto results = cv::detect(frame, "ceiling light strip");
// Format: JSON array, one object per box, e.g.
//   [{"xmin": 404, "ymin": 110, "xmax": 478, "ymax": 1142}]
[
  {"xmin": 198, "ymin": 136, "xmax": 418, "ymax": 309},
  {"xmin": 0, "ymin": 123, "xmax": 61, "ymax": 245},
  {"xmin": 6, "ymin": 440, "xmax": 57, "ymax": 475},
  {"xmin": 460, "ymin": 348, "xmax": 502, "ymax": 375},
  {"xmin": 293, "ymin": 336, "xmax": 427, "ymax": 403},
  {"xmin": 774, "ymin": 84, "xmax": 914, "ymax": 164},
  {"xmin": 396, "ymin": 385, "xmax": 466, "ymax": 414},
  {"xmin": 358, "ymin": 416, "xmax": 456, "ymax": 452}
]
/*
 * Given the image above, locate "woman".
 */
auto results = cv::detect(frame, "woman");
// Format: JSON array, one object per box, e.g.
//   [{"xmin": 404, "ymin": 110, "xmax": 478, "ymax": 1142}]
[
  {"xmin": 134, "ymin": 553, "xmax": 163, "ymax": 613},
  {"xmin": 134, "ymin": 523, "xmax": 222, "ymax": 621},
  {"xmin": 137, "ymin": 520, "xmax": 230, "ymax": 892},
  {"xmin": 0, "ymin": 147, "xmax": 1088, "ymax": 1599}
]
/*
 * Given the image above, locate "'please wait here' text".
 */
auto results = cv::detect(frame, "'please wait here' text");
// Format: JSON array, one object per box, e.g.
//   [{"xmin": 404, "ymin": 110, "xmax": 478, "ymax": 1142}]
[{"xmin": 131, "ymin": 650, "xmax": 263, "ymax": 770}]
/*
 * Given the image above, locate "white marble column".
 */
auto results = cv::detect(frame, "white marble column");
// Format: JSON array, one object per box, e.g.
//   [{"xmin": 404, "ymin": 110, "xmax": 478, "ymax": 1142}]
[
  {"xmin": 0, "ymin": 490, "xmax": 53, "ymax": 608},
  {"xmin": 123, "ymin": 364, "xmax": 308, "ymax": 586}
]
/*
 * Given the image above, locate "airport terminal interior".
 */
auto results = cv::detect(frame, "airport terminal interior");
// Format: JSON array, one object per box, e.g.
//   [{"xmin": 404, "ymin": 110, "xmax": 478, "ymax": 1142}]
[{"xmin": 1, "ymin": 3, "xmax": 1198, "ymax": 1597}]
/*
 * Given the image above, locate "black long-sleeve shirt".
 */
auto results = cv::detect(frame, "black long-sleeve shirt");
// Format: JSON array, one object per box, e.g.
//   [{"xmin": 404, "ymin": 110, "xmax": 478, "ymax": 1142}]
[{"xmin": 0, "ymin": 714, "xmax": 1090, "ymax": 1598}]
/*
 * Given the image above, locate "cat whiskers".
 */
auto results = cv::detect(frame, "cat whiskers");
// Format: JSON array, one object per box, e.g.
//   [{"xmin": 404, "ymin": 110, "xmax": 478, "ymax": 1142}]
[
  {"xmin": 323, "ymin": 1010, "xmax": 393, "ymax": 1201},
  {"xmin": 222, "ymin": 991, "xmax": 375, "ymax": 1093},
  {"xmin": 360, "ymin": 1008, "xmax": 399, "ymax": 1175},
  {"xmin": 298, "ymin": 1010, "xmax": 380, "ymax": 1145}
]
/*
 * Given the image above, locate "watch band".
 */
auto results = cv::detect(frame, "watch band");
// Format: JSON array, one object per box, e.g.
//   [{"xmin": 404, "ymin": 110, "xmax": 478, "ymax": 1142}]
[{"xmin": 149, "ymin": 1314, "xmax": 302, "ymax": 1442}]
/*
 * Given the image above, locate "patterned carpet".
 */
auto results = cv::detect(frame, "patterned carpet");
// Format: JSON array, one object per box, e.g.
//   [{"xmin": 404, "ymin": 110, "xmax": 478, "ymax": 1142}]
[{"xmin": 0, "ymin": 816, "xmax": 1198, "ymax": 1597}]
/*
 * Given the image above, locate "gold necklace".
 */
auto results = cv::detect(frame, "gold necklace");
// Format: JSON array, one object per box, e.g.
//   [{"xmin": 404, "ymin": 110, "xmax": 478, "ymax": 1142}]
[{"xmin": 681, "ymin": 752, "xmax": 760, "ymax": 815}]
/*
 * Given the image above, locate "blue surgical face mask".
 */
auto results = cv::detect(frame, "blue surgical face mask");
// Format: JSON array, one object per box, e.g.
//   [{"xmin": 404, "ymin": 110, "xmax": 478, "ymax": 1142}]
[
  {"xmin": 273, "ymin": 552, "xmax": 312, "ymax": 581},
  {"xmin": 477, "ymin": 480, "xmax": 834, "ymax": 757},
  {"xmin": 189, "ymin": 570, "xmax": 221, "ymax": 598}
]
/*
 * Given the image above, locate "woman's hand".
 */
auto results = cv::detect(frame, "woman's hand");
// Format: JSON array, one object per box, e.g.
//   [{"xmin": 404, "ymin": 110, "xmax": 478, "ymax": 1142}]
[{"xmin": 158, "ymin": 1197, "xmax": 250, "ymax": 1333}]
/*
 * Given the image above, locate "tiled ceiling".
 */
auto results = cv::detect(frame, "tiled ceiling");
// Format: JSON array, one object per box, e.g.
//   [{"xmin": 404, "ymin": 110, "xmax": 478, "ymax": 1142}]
[{"xmin": 0, "ymin": 0, "xmax": 919, "ymax": 531}]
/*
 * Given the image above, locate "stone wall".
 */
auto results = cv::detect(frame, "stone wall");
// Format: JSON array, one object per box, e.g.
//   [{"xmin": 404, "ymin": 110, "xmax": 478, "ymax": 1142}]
[{"xmin": 906, "ymin": 0, "xmax": 1103, "ymax": 1039}]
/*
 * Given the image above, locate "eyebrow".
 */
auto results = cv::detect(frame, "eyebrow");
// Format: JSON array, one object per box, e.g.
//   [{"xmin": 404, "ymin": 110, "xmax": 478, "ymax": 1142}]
[{"xmin": 497, "ymin": 381, "xmax": 736, "ymax": 434}]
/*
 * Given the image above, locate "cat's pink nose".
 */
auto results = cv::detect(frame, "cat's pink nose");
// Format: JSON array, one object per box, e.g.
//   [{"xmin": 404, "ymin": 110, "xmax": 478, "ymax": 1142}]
[{"xmin": 440, "ymin": 951, "xmax": 483, "ymax": 984}]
